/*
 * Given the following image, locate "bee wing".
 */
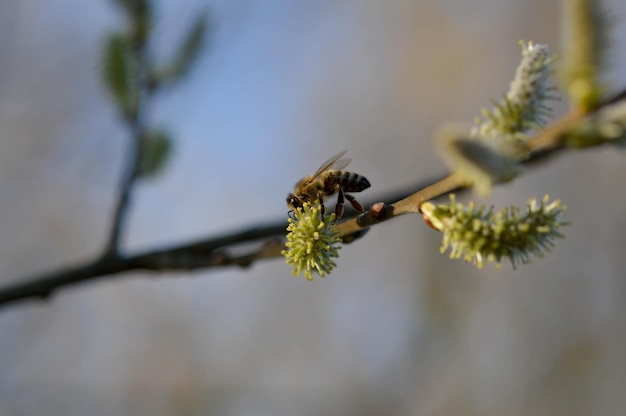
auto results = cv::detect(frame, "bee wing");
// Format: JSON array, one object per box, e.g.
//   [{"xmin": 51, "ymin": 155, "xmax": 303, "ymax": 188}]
[
  {"xmin": 310, "ymin": 150, "xmax": 351, "ymax": 180},
  {"xmin": 328, "ymin": 157, "xmax": 351, "ymax": 172}
]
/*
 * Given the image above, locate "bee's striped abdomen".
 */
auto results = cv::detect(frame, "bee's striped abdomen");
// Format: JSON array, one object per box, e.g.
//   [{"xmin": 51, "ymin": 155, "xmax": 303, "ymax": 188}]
[{"xmin": 325, "ymin": 171, "xmax": 371, "ymax": 193}]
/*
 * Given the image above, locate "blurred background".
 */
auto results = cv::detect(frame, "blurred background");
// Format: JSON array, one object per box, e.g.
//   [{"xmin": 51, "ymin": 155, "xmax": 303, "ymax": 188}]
[{"xmin": 1, "ymin": 0, "xmax": 626, "ymax": 415}]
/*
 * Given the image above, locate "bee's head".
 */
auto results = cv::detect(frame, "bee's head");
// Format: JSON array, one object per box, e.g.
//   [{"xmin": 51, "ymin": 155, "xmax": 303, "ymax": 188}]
[{"xmin": 286, "ymin": 193, "xmax": 303, "ymax": 212}]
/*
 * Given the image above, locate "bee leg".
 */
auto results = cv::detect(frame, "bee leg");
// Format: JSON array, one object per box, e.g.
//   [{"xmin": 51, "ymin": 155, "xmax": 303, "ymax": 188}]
[
  {"xmin": 317, "ymin": 191, "xmax": 326, "ymax": 219},
  {"xmin": 334, "ymin": 187, "xmax": 345, "ymax": 221},
  {"xmin": 345, "ymin": 194, "xmax": 365, "ymax": 213}
]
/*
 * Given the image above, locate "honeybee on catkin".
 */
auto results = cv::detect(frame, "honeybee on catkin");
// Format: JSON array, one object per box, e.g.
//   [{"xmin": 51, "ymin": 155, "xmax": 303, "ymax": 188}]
[{"xmin": 287, "ymin": 150, "xmax": 371, "ymax": 220}]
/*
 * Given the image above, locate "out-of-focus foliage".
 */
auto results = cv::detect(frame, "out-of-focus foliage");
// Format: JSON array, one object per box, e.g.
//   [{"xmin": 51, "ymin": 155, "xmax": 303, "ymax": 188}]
[
  {"xmin": 103, "ymin": 0, "xmax": 209, "ymax": 180},
  {"xmin": 561, "ymin": 0, "xmax": 611, "ymax": 110},
  {"xmin": 437, "ymin": 129, "xmax": 519, "ymax": 196},
  {"xmin": 103, "ymin": 33, "xmax": 137, "ymax": 116},
  {"xmin": 150, "ymin": 14, "xmax": 210, "ymax": 88},
  {"xmin": 137, "ymin": 130, "xmax": 173, "ymax": 178},
  {"xmin": 113, "ymin": 0, "xmax": 153, "ymax": 42},
  {"xmin": 565, "ymin": 101, "xmax": 626, "ymax": 148}
]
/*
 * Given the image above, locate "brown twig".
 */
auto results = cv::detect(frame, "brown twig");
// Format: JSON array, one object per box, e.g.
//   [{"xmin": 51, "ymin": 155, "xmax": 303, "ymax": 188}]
[
  {"xmin": 0, "ymin": 184, "xmax": 433, "ymax": 308},
  {"xmin": 334, "ymin": 172, "xmax": 465, "ymax": 238},
  {"xmin": 334, "ymin": 88, "xmax": 626, "ymax": 240},
  {"xmin": 1, "ymin": 88, "xmax": 624, "ymax": 310}
]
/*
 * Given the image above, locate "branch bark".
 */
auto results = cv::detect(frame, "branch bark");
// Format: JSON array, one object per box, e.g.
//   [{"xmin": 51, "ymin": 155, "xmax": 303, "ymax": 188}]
[
  {"xmin": 0, "ymin": 184, "xmax": 430, "ymax": 309},
  {"xmin": 1, "ymin": 89, "xmax": 624, "ymax": 310}
]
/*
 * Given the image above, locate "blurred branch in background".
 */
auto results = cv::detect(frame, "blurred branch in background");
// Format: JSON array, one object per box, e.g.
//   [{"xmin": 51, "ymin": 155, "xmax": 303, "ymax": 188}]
[
  {"xmin": 1, "ymin": 0, "xmax": 625, "ymax": 309},
  {"xmin": 0, "ymin": 0, "xmax": 208, "ymax": 307},
  {"xmin": 103, "ymin": 0, "xmax": 208, "ymax": 256}
]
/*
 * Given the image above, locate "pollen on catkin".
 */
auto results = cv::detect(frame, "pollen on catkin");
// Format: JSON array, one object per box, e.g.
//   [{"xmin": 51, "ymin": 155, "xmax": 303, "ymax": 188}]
[
  {"xmin": 282, "ymin": 203, "xmax": 342, "ymax": 280},
  {"xmin": 472, "ymin": 41, "xmax": 556, "ymax": 146},
  {"xmin": 421, "ymin": 194, "xmax": 569, "ymax": 269}
]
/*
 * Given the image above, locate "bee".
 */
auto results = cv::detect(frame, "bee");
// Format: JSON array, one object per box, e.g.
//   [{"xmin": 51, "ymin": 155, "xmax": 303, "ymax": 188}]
[{"xmin": 287, "ymin": 150, "xmax": 371, "ymax": 220}]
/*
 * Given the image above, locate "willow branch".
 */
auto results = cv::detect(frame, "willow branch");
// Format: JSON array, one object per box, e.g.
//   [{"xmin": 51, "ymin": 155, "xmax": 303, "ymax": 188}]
[
  {"xmin": 334, "ymin": 88, "xmax": 624, "ymax": 239},
  {"xmin": 0, "ymin": 183, "xmax": 434, "ymax": 309},
  {"xmin": 0, "ymin": 88, "xmax": 624, "ymax": 310}
]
